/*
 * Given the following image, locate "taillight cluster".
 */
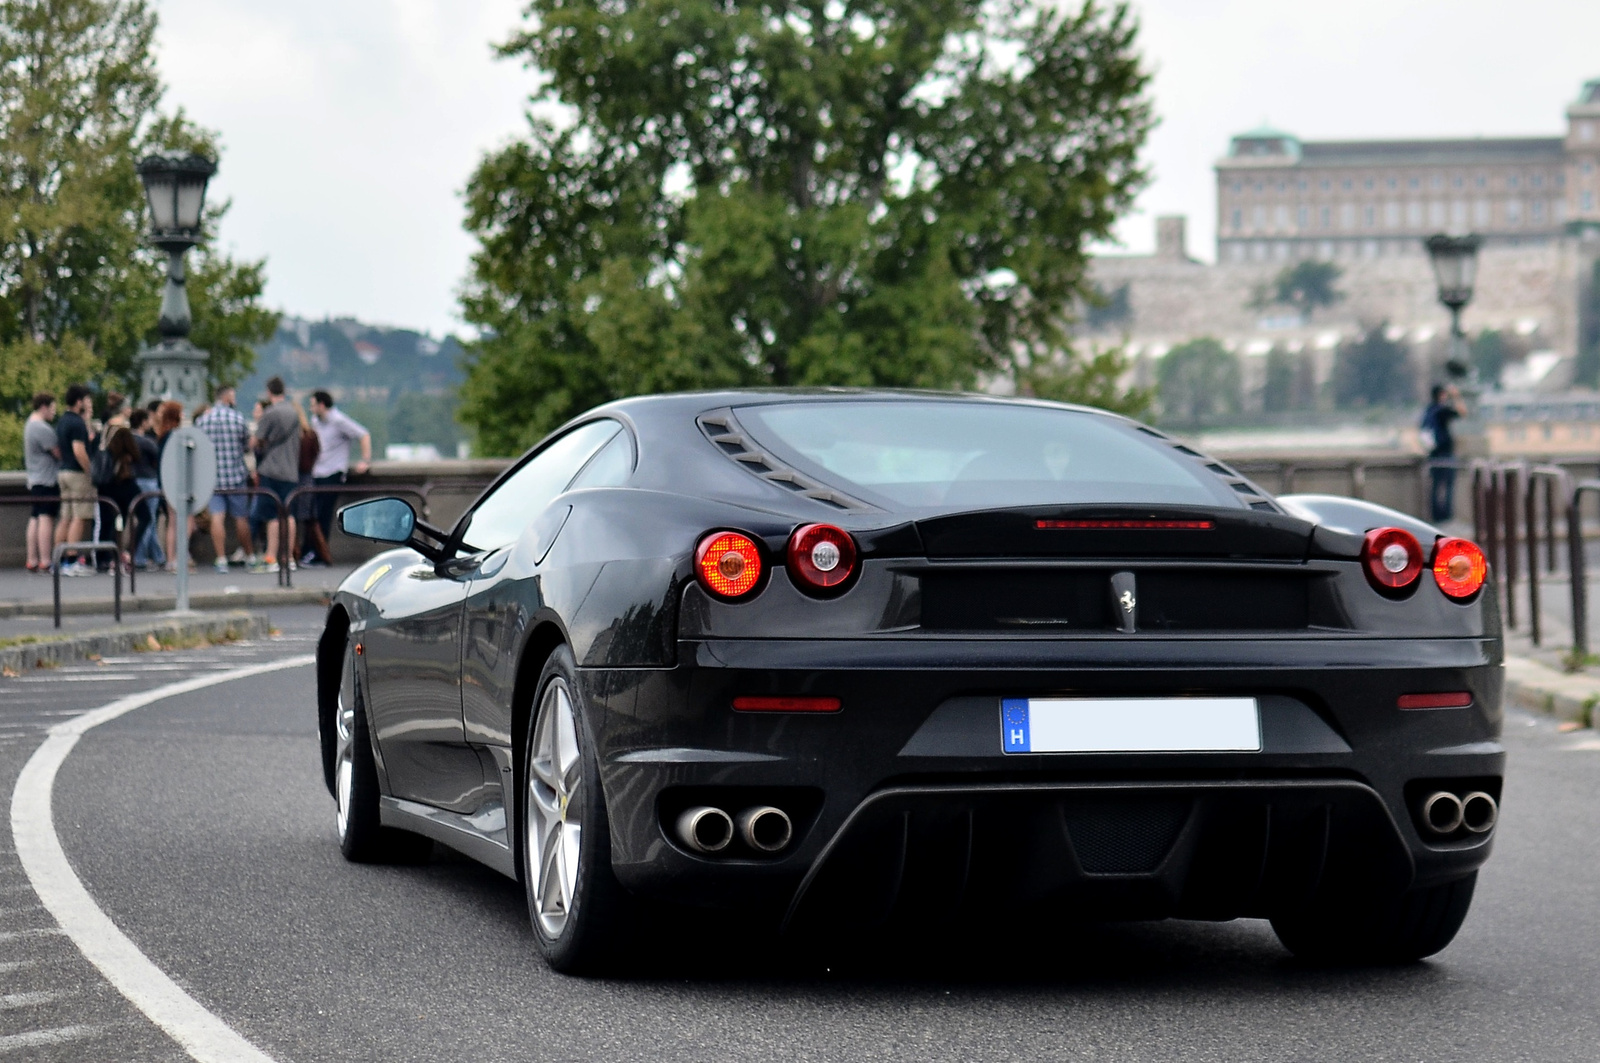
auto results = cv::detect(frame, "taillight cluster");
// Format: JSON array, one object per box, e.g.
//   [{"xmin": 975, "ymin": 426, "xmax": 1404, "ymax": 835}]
[
  {"xmin": 1361, "ymin": 527, "xmax": 1487, "ymax": 600},
  {"xmin": 694, "ymin": 524, "xmax": 859, "ymax": 601}
]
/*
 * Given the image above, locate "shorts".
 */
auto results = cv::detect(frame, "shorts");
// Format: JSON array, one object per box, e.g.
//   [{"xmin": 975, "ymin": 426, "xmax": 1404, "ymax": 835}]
[
  {"xmin": 57, "ymin": 470, "xmax": 96, "ymax": 522},
  {"xmin": 251, "ymin": 475, "xmax": 297, "ymax": 524},
  {"xmin": 28, "ymin": 483, "xmax": 60, "ymax": 518},
  {"xmin": 209, "ymin": 491, "xmax": 251, "ymax": 519}
]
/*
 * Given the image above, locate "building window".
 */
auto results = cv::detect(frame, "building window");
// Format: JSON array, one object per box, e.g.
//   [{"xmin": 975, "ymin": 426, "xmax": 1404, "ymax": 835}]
[
  {"xmin": 1584, "ymin": 161, "xmax": 1595, "ymax": 175},
  {"xmin": 1254, "ymin": 182, "xmax": 1264, "ymax": 193},
  {"xmin": 1340, "ymin": 203, "xmax": 1355, "ymax": 229},
  {"xmin": 1387, "ymin": 177, "xmax": 1398, "ymax": 190},
  {"xmin": 1476, "ymin": 174, "xmax": 1487, "ymax": 188},
  {"xmin": 1532, "ymin": 200, "xmax": 1545, "ymax": 223},
  {"xmin": 1275, "ymin": 205, "xmax": 1290, "ymax": 228},
  {"xmin": 1407, "ymin": 202, "xmax": 1423, "ymax": 226},
  {"xmin": 1475, "ymin": 200, "xmax": 1491, "ymax": 225},
  {"xmin": 1231, "ymin": 208, "xmax": 1242, "ymax": 230},
  {"xmin": 1582, "ymin": 122, "xmax": 1595, "ymax": 142},
  {"xmin": 1507, "ymin": 199, "xmax": 1522, "ymax": 224},
  {"xmin": 1364, "ymin": 205, "xmax": 1375, "ymax": 227},
  {"xmin": 1320, "ymin": 206, "xmax": 1332, "ymax": 228},
  {"xmin": 1408, "ymin": 177, "xmax": 1420, "ymax": 190},
  {"xmin": 1451, "ymin": 201, "xmax": 1467, "ymax": 227},
  {"xmin": 1431, "ymin": 175, "xmax": 1444, "ymax": 189},
  {"xmin": 1509, "ymin": 174, "xmax": 1521, "ymax": 189},
  {"xmin": 1584, "ymin": 191, "xmax": 1595, "ymax": 211},
  {"xmin": 1532, "ymin": 173, "xmax": 1545, "ymax": 189},
  {"xmin": 1231, "ymin": 182, "xmax": 1242, "ymax": 193},
  {"xmin": 1319, "ymin": 179, "xmax": 1330, "ymax": 192},
  {"xmin": 1452, "ymin": 175, "xmax": 1464, "ymax": 188},
  {"xmin": 1297, "ymin": 206, "xmax": 1309, "ymax": 227},
  {"xmin": 1252, "ymin": 205, "xmax": 1266, "ymax": 228},
  {"xmin": 1364, "ymin": 177, "xmax": 1374, "ymax": 190},
  {"xmin": 1341, "ymin": 179, "xmax": 1353, "ymax": 191},
  {"xmin": 1385, "ymin": 202, "xmax": 1401, "ymax": 227},
  {"xmin": 1297, "ymin": 179, "xmax": 1307, "ymax": 191},
  {"xmin": 1429, "ymin": 201, "xmax": 1446, "ymax": 226}
]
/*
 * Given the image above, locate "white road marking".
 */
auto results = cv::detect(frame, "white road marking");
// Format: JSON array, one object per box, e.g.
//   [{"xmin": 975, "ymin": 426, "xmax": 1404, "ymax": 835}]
[
  {"xmin": 0, "ymin": 990, "xmax": 74, "ymax": 1010},
  {"xmin": 0, "ymin": 1023, "xmax": 111, "ymax": 1052},
  {"xmin": 11, "ymin": 654, "xmax": 313, "ymax": 1063}
]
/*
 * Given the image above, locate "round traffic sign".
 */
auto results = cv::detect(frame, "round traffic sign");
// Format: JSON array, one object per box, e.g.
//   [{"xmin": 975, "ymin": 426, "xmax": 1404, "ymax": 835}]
[{"xmin": 159, "ymin": 425, "xmax": 218, "ymax": 518}]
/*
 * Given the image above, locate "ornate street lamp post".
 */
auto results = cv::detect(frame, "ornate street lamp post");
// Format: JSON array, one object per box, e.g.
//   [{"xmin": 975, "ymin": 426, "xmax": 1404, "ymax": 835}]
[
  {"xmin": 1425, "ymin": 233, "xmax": 1483, "ymax": 386},
  {"xmin": 135, "ymin": 153, "xmax": 217, "ymax": 414}
]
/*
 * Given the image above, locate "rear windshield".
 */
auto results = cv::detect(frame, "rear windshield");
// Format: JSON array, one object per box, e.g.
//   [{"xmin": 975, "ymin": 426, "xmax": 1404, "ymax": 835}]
[{"xmin": 737, "ymin": 401, "xmax": 1238, "ymax": 509}]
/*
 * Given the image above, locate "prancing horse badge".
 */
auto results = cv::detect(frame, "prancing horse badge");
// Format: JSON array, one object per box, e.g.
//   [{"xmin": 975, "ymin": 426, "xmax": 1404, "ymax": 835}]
[{"xmin": 1109, "ymin": 571, "xmax": 1137, "ymax": 633}]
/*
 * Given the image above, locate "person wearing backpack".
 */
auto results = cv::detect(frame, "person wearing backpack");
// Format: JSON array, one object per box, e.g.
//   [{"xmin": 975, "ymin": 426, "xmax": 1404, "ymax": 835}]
[
  {"xmin": 1422, "ymin": 383, "xmax": 1466, "ymax": 524},
  {"xmin": 54, "ymin": 384, "xmax": 97, "ymax": 576}
]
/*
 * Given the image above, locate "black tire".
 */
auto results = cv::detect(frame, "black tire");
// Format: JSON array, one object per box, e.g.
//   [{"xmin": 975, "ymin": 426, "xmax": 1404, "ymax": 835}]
[
  {"xmin": 520, "ymin": 645, "xmax": 635, "ymax": 974},
  {"xmin": 1270, "ymin": 872, "xmax": 1478, "ymax": 964},
  {"xmin": 333, "ymin": 641, "xmax": 432, "ymax": 864}
]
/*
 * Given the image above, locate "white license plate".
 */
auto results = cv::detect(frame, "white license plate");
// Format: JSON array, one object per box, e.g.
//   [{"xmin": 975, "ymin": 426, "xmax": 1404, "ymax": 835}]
[{"xmin": 1000, "ymin": 697, "xmax": 1261, "ymax": 754}]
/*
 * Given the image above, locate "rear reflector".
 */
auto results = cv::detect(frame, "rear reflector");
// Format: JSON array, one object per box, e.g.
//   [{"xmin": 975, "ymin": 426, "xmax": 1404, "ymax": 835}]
[
  {"xmin": 1035, "ymin": 519, "xmax": 1214, "ymax": 530},
  {"xmin": 732, "ymin": 696, "xmax": 842, "ymax": 713},
  {"xmin": 1398, "ymin": 692, "xmax": 1473, "ymax": 710}
]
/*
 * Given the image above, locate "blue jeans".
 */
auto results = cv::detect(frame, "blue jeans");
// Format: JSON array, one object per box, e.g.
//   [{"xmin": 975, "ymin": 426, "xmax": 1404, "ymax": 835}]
[
  {"xmin": 132, "ymin": 477, "xmax": 165, "ymax": 567},
  {"xmin": 1430, "ymin": 462, "xmax": 1457, "ymax": 523}
]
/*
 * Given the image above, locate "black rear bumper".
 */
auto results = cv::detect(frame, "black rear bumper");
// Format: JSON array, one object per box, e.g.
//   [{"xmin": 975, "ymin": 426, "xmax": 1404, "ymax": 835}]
[{"xmin": 584, "ymin": 635, "xmax": 1503, "ymax": 923}]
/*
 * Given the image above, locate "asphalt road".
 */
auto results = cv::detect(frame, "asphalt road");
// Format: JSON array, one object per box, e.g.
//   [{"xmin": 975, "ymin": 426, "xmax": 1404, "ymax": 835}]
[{"xmin": 4, "ymin": 609, "xmax": 1600, "ymax": 1061}]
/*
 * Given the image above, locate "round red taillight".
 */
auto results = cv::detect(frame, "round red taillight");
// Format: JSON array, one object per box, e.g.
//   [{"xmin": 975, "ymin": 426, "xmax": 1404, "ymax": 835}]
[
  {"xmin": 786, "ymin": 523, "xmax": 858, "ymax": 594},
  {"xmin": 695, "ymin": 531, "xmax": 763, "ymax": 599},
  {"xmin": 1362, "ymin": 527, "xmax": 1424, "ymax": 591},
  {"xmin": 1432, "ymin": 537, "xmax": 1488, "ymax": 600}
]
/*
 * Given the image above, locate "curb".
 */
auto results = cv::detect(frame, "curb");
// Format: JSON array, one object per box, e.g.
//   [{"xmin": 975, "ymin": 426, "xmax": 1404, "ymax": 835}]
[
  {"xmin": 0, "ymin": 587, "xmax": 331, "ymax": 618},
  {"xmin": 0, "ymin": 611, "xmax": 273, "ymax": 674},
  {"xmin": 1503, "ymin": 654, "xmax": 1600, "ymax": 724}
]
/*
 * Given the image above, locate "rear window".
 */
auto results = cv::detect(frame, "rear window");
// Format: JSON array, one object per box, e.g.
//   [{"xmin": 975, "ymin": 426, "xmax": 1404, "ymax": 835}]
[{"xmin": 737, "ymin": 401, "xmax": 1238, "ymax": 509}]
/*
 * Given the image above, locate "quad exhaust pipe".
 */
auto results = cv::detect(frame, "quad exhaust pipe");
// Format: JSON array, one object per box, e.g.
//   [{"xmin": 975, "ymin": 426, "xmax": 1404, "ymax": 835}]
[
  {"xmin": 736, "ymin": 806, "xmax": 793, "ymax": 853},
  {"xmin": 1420, "ymin": 790, "xmax": 1498, "ymax": 836},
  {"xmin": 674, "ymin": 804, "xmax": 794, "ymax": 854},
  {"xmin": 675, "ymin": 806, "xmax": 734, "ymax": 854}
]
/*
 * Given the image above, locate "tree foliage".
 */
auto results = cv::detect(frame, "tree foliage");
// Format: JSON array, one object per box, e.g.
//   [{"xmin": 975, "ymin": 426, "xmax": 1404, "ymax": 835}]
[
  {"xmin": 1250, "ymin": 260, "xmax": 1343, "ymax": 323},
  {"xmin": 1331, "ymin": 324, "xmax": 1412, "ymax": 409},
  {"xmin": 0, "ymin": 0, "xmax": 275, "ymax": 466},
  {"xmin": 460, "ymin": 0, "xmax": 1153, "ymax": 454},
  {"xmin": 1156, "ymin": 337, "xmax": 1239, "ymax": 426}
]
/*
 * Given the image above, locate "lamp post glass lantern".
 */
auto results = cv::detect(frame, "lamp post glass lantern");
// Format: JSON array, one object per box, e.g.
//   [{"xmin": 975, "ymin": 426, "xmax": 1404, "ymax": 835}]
[
  {"xmin": 135, "ymin": 153, "xmax": 216, "ymax": 413},
  {"xmin": 1425, "ymin": 232, "xmax": 1482, "ymax": 383}
]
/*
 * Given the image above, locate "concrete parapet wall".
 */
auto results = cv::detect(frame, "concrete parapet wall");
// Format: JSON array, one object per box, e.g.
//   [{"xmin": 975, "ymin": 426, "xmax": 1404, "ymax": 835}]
[{"xmin": 0, "ymin": 610, "xmax": 269, "ymax": 673}]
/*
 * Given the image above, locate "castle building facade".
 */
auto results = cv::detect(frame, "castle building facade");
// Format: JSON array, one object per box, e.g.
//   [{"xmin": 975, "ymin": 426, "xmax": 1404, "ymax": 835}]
[{"xmin": 1215, "ymin": 79, "xmax": 1600, "ymax": 264}]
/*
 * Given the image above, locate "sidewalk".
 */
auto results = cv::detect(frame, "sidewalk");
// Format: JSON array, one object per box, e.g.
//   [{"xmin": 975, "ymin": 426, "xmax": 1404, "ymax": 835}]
[
  {"xmin": 0, "ymin": 561, "xmax": 359, "ymax": 618},
  {"xmin": 0, "ymin": 609, "xmax": 273, "ymax": 673}
]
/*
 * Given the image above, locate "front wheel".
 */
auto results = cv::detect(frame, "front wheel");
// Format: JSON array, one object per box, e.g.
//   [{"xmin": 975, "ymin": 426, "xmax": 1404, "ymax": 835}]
[
  {"xmin": 522, "ymin": 645, "xmax": 634, "ymax": 973},
  {"xmin": 1270, "ymin": 872, "xmax": 1478, "ymax": 964},
  {"xmin": 334, "ymin": 641, "xmax": 431, "ymax": 863}
]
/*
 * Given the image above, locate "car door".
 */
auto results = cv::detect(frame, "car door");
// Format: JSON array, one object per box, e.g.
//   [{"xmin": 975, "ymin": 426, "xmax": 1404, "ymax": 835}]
[
  {"xmin": 459, "ymin": 420, "xmax": 630, "ymax": 759},
  {"xmin": 361, "ymin": 551, "xmax": 480, "ymax": 811}
]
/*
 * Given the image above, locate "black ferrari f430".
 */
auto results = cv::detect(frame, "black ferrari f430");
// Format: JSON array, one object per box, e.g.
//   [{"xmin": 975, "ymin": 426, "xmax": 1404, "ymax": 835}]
[{"xmin": 316, "ymin": 391, "xmax": 1502, "ymax": 971}]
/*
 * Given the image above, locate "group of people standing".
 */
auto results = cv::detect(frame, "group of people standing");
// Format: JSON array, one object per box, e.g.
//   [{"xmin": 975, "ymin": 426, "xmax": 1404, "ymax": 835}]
[{"xmin": 21, "ymin": 375, "xmax": 370, "ymax": 575}]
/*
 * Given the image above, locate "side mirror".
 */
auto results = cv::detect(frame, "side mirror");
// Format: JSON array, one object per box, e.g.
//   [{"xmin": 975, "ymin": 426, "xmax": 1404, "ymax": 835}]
[{"xmin": 338, "ymin": 498, "xmax": 417, "ymax": 544}]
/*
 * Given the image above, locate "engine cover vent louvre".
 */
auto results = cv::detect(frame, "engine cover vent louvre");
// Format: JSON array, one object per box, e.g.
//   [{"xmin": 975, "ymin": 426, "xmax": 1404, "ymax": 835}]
[{"xmin": 697, "ymin": 409, "xmax": 872, "ymax": 512}]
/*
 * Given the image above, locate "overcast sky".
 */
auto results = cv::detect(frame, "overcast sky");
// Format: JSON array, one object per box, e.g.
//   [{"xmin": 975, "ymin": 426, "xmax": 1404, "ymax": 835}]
[{"xmin": 155, "ymin": 0, "xmax": 1600, "ymax": 338}]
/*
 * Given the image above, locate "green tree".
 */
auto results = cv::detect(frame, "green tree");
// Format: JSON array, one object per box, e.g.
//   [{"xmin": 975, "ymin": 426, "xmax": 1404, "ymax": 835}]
[
  {"xmin": 460, "ymin": 0, "xmax": 1153, "ymax": 455},
  {"xmin": 1251, "ymin": 260, "xmax": 1344, "ymax": 322},
  {"xmin": 1332, "ymin": 324, "xmax": 1412, "ymax": 409},
  {"xmin": 1261, "ymin": 346, "xmax": 1294, "ymax": 413},
  {"xmin": 0, "ymin": 0, "xmax": 275, "ymax": 466},
  {"xmin": 1157, "ymin": 337, "xmax": 1239, "ymax": 426}
]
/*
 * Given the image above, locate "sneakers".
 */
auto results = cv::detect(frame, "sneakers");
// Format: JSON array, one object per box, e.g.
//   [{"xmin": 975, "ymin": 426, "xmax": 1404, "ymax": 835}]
[
  {"xmin": 228, "ymin": 547, "xmax": 248, "ymax": 564},
  {"xmin": 213, "ymin": 558, "xmax": 230, "ymax": 574},
  {"xmin": 247, "ymin": 557, "xmax": 276, "ymax": 574},
  {"xmin": 59, "ymin": 560, "xmax": 95, "ymax": 577}
]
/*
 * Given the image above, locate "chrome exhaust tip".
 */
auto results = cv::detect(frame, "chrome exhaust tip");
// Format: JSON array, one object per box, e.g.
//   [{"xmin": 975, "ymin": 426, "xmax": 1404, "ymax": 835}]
[
  {"xmin": 675, "ymin": 806, "xmax": 734, "ymax": 854},
  {"xmin": 1461, "ymin": 791, "xmax": 1498, "ymax": 834},
  {"xmin": 1421, "ymin": 791, "xmax": 1465, "ymax": 835},
  {"xmin": 736, "ymin": 806, "xmax": 793, "ymax": 853}
]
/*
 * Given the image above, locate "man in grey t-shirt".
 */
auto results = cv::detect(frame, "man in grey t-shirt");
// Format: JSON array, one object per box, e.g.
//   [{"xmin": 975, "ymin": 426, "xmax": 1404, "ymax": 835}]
[
  {"xmin": 247, "ymin": 376, "xmax": 302, "ymax": 572},
  {"xmin": 23, "ymin": 392, "xmax": 60, "ymax": 573}
]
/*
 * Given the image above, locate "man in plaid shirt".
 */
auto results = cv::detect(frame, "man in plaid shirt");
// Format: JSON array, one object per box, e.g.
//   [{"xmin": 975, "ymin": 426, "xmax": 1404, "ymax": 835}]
[{"xmin": 197, "ymin": 385, "xmax": 256, "ymax": 572}]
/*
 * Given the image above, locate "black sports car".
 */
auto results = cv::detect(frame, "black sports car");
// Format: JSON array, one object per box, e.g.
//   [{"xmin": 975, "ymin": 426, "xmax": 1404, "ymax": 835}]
[{"xmin": 317, "ymin": 390, "xmax": 1502, "ymax": 972}]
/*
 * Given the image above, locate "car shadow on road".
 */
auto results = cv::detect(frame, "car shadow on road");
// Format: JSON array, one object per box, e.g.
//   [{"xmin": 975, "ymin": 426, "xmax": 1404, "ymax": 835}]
[{"xmin": 402, "ymin": 844, "xmax": 1453, "ymax": 995}]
